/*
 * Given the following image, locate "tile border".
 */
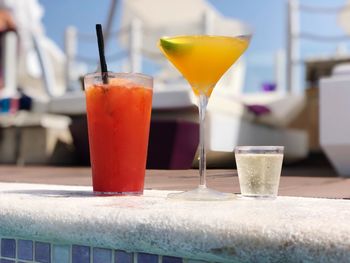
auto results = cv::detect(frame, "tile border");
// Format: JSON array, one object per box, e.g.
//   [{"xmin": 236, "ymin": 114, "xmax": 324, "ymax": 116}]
[{"xmin": 0, "ymin": 236, "xmax": 202, "ymax": 263}]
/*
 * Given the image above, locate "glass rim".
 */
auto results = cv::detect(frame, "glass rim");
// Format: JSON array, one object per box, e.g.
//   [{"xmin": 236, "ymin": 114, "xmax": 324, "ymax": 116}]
[
  {"xmin": 160, "ymin": 33, "xmax": 253, "ymax": 43},
  {"xmin": 235, "ymin": 146, "xmax": 284, "ymax": 153},
  {"xmin": 84, "ymin": 71, "xmax": 153, "ymax": 82},
  {"xmin": 159, "ymin": 23, "xmax": 254, "ymax": 40}
]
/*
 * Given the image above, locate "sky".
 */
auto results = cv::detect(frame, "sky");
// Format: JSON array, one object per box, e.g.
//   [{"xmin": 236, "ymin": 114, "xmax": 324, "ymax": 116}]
[{"xmin": 39, "ymin": 0, "xmax": 349, "ymax": 92}]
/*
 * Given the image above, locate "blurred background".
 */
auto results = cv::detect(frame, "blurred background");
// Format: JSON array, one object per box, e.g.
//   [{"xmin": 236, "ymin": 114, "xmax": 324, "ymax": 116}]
[{"xmin": 0, "ymin": 0, "xmax": 349, "ymax": 176}]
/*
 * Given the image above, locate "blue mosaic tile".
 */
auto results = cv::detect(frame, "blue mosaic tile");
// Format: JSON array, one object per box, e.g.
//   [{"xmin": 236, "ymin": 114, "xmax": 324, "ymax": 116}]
[
  {"xmin": 1, "ymin": 238, "xmax": 16, "ymax": 258},
  {"xmin": 163, "ymin": 256, "xmax": 183, "ymax": 263},
  {"xmin": 35, "ymin": 241, "xmax": 51, "ymax": 263},
  {"xmin": 0, "ymin": 259, "xmax": 15, "ymax": 263},
  {"xmin": 72, "ymin": 245, "xmax": 90, "ymax": 263},
  {"xmin": 138, "ymin": 252, "xmax": 158, "ymax": 263},
  {"xmin": 53, "ymin": 244, "xmax": 70, "ymax": 263},
  {"xmin": 93, "ymin": 247, "xmax": 112, "ymax": 263},
  {"xmin": 18, "ymin": 239, "xmax": 33, "ymax": 260},
  {"xmin": 115, "ymin": 250, "xmax": 133, "ymax": 263}
]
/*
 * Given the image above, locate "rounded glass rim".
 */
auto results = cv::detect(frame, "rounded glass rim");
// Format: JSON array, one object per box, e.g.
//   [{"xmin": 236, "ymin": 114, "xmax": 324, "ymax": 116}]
[
  {"xmin": 160, "ymin": 33, "xmax": 252, "ymax": 38},
  {"xmin": 84, "ymin": 71, "xmax": 153, "ymax": 82},
  {"xmin": 160, "ymin": 33, "xmax": 253, "ymax": 44},
  {"xmin": 159, "ymin": 22, "xmax": 254, "ymax": 41},
  {"xmin": 235, "ymin": 146, "xmax": 284, "ymax": 154}
]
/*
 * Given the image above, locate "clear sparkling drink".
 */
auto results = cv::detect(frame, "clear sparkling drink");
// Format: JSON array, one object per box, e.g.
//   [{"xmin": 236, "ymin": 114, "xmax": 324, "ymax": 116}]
[{"xmin": 235, "ymin": 146, "xmax": 284, "ymax": 199}]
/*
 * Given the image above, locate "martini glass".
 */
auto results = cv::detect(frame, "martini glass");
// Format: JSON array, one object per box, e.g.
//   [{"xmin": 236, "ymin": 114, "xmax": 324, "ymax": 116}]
[{"xmin": 158, "ymin": 34, "xmax": 251, "ymax": 200}]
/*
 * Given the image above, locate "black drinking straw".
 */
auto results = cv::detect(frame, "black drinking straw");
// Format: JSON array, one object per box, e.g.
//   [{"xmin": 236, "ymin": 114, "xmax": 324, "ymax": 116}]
[{"xmin": 96, "ymin": 24, "xmax": 108, "ymax": 84}]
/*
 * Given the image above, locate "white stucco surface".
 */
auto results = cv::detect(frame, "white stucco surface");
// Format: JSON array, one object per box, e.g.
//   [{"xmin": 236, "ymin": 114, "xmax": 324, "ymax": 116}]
[{"xmin": 0, "ymin": 182, "xmax": 349, "ymax": 262}]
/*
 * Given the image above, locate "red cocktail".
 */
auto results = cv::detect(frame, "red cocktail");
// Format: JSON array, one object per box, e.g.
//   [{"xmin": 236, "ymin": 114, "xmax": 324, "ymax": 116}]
[{"xmin": 84, "ymin": 72, "xmax": 153, "ymax": 195}]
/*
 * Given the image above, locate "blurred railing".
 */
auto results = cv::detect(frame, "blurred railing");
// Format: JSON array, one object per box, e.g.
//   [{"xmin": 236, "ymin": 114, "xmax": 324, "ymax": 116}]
[
  {"xmin": 1, "ymin": 31, "xmax": 17, "ymax": 99},
  {"xmin": 64, "ymin": 25, "xmax": 130, "ymax": 90},
  {"xmin": 286, "ymin": 0, "xmax": 350, "ymax": 94},
  {"xmin": 64, "ymin": 11, "xmax": 217, "ymax": 92}
]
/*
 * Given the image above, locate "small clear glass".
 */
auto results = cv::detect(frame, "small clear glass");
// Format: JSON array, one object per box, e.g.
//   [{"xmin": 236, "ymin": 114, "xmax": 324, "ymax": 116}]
[{"xmin": 235, "ymin": 146, "xmax": 284, "ymax": 199}]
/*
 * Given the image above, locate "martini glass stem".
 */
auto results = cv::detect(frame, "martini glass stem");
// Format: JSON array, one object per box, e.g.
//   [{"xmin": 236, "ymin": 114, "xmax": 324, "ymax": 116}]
[{"xmin": 198, "ymin": 93, "xmax": 208, "ymax": 188}]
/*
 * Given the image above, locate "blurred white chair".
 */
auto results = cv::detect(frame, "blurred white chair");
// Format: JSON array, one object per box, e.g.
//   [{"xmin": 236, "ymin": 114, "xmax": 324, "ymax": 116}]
[{"xmin": 320, "ymin": 64, "xmax": 350, "ymax": 176}]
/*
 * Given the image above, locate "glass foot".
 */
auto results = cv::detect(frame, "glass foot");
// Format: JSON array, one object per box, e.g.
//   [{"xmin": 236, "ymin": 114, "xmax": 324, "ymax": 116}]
[
  {"xmin": 93, "ymin": 191, "xmax": 143, "ymax": 196},
  {"xmin": 167, "ymin": 186, "xmax": 235, "ymax": 201},
  {"xmin": 236, "ymin": 194, "xmax": 277, "ymax": 200}
]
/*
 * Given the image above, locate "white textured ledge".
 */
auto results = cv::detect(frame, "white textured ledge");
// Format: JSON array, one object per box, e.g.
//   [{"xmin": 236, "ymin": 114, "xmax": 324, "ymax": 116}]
[{"xmin": 0, "ymin": 182, "xmax": 349, "ymax": 262}]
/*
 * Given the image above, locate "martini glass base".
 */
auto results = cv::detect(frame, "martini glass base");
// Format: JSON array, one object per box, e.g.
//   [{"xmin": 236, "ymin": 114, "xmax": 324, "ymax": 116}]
[{"xmin": 167, "ymin": 185, "xmax": 235, "ymax": 201}]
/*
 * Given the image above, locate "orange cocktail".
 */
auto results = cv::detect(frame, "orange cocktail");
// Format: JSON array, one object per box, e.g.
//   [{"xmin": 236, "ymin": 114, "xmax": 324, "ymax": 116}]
[
  {"xmin": 158, "ymin": 34, "xmax": 251, "ymax": 200},
  {"xmin": 84, "ymin": 72, "xmax": 153, "ymax": 195}
]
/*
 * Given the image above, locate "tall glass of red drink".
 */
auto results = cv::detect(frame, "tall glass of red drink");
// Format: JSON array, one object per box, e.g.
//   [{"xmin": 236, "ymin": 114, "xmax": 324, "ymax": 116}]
[{"xmin": 84, "ymin": 72, "xmax": 153, "ymax": 195}]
